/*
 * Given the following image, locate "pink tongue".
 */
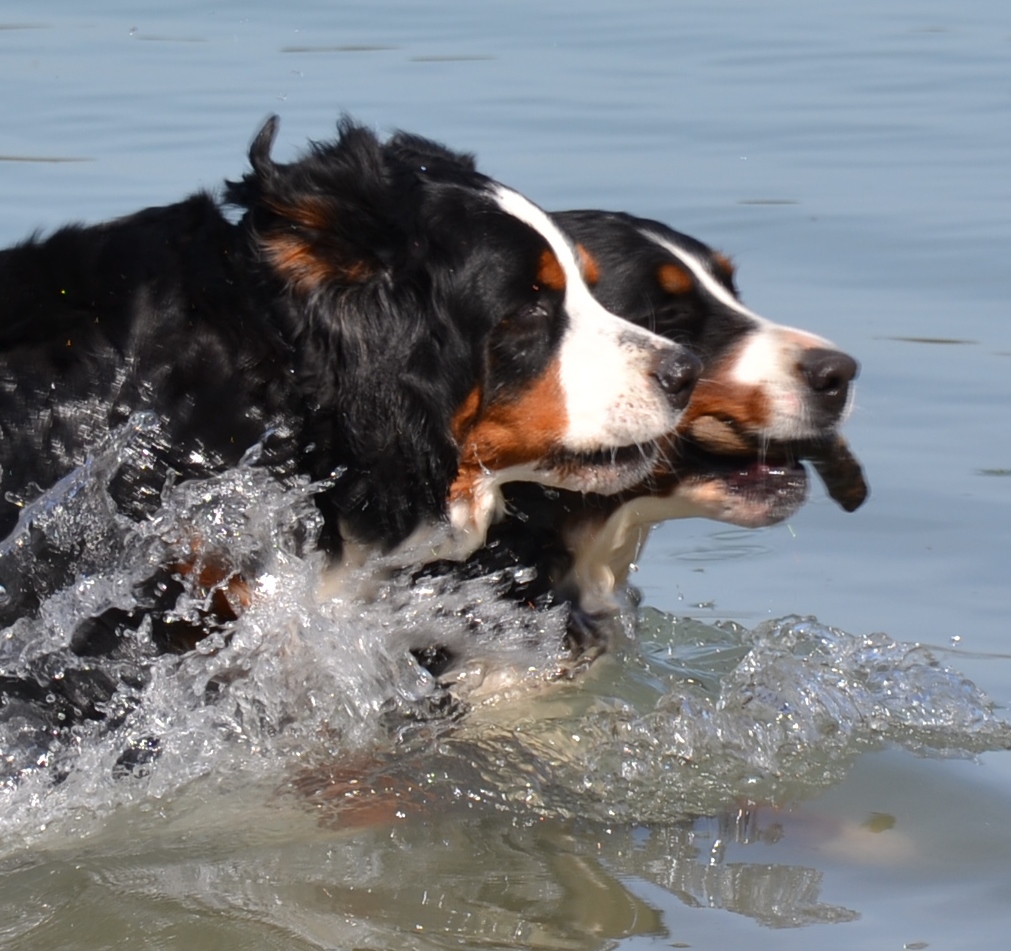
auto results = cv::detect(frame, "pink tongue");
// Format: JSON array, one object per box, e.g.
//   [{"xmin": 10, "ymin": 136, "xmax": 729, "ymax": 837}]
[{"xmin": 727, "ymin": 460, "xmax": 803, "ymax": 491}]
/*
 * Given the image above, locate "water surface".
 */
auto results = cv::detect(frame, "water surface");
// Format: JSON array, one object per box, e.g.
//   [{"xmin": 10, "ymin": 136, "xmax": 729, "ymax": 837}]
[{"xmin": 1, "ymin": 1, "xmax": 1009, "ymax": 949}]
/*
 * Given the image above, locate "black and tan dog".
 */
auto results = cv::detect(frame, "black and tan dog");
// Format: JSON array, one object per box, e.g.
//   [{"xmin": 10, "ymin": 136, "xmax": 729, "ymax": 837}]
[
  {"xmin": 0, "ymin": 125, "xmax": 866, "ymax": 753},
  {"xmin": 0, "ymin": 119, "xmax": 701, "ymax": 733},
  {"xmin": 424, "ymin": 209, "xmax": 867, "ymax": 674}
]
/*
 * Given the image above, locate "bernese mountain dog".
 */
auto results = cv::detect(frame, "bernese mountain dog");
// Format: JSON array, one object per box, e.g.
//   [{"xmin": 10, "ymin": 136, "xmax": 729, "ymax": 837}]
[
  {"xmin": 0, "ymin": 118, "xmax": 701, "ymax": 729},
  {"xmin": 545, "ymin": 210, "xmax": 867, "ymax": 613},
  {"xmin": 432, "ymin": 209, "xmax": 867, "ymax": 665}
]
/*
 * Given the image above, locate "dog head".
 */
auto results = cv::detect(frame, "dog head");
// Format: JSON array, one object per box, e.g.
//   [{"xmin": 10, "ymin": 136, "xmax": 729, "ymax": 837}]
[
  {"xmin": 556, "ymin": 210, "xmax": 865, "ymax": 521},
  {"xmin": 227, "ymin": 121, "xmax": 700, "ymax": 558},
  {"xmin": 490, "ymin": 210, "xmax": 867, "ymax": 624}
]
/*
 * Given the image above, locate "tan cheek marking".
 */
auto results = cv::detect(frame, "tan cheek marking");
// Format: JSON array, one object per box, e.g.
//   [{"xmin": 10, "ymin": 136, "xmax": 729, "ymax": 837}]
[
  {"xmin": 684, "ymin": 416, "xmax": 754, "ymax": 454},
  {"xmin": 450, "ymin": 386, "xmax": 483, "ymax": 446},
  {"xmin": 536, "ymin": 248, "xmax": 566, "ymax": 292},
  {"xmin": 450, "ymin": 362, "xmax": 568, "ymax": 503},
  {"xmin": 657, "ymin": 262, "xmax": 695, "ymax": 296},
  {"xmin": 576, "ymin": 244, "xmax": 600, "ymax": 286},
  {"xmin": 677, "ymin": 350, "xmax": 773, "ymax": 436}
]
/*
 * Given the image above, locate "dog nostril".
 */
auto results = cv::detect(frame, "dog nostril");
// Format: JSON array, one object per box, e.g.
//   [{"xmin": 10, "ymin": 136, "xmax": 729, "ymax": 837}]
[
  {"xmin": 800, "ymin": 348, "xmax": 858, "ymax": 393},
  {"xmin": 798, "ymin": 347, "xmax": 859, "ymax": 414},
  {"xmin": 653, "ymin": 348, "xmax": 702, "ymax": 411}
]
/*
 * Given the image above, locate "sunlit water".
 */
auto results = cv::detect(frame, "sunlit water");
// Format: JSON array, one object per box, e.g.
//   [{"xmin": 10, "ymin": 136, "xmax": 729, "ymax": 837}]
[
  {"xmin": 0, "ymin": 417, "xmax": 1007, "ymax": 951},
  {"xmin": 5, "ymin": 417, "xmax": 1004, "ymax": 839},
  {"xmin": 1, "ymin": 1, "xmax": 1010, "ymax": 949}
]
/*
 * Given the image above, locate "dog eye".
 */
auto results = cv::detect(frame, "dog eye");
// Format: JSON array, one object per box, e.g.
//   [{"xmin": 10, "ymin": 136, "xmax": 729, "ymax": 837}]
[
  {"xmin": 651, "ymin": 317, "xmax": 707, "ymax": 347},
  {"xmin": 511, "ymin": 301, "xmax": 551, "ymax": 328},
  {"xmin": 655, "ymin": 307, "xmax": 704, "ymax": 342}
]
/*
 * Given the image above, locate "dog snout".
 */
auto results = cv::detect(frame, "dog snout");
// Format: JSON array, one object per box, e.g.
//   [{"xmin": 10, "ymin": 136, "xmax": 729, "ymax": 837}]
[
  {"xmin": 652, "ymin": 347, "xmax": 702, "ymax": 412},
  {"xmin": 798, "ymin": 347, "xmax": 858, "ymax": 420}
]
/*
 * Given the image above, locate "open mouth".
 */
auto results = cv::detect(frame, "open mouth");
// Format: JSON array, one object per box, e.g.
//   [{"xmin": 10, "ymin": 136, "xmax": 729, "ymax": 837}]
[
  {"xmin": 544, "ymin": 440, "xmax": 661, "ymax": 495},
  {"xmin": 669, "ymin": 416, "xmax": 868, "ymax": 527}
]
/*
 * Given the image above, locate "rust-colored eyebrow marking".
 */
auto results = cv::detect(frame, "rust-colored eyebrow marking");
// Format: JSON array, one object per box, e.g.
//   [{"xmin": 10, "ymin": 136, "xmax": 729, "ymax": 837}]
[
  {"xmin": 657, "ymin": 261, "xmax": 695, "ymax": 296},
  {"xmin": 259, "ymin": 193, "xmax": 374, "ymax": 292},
  {"xmin": 576, "ymin": 244, "xmax": 600, "ymax": 286},
  {"xmin": 535, "ymin": 248, "xmax": 566, "ymax": 292},
  {"xmin": 713, "ymin": 251, "xmax": 736, "ymax": 282},
  {"xmin": 265, "ymin": 195, "xmax": 335, "ymax": 231}
]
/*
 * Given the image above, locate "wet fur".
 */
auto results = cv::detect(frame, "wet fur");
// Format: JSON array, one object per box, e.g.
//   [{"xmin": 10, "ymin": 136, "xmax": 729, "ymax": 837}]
[{"xmin": 0, "ymin": 119, "xmax": 695, "ymax": 740}]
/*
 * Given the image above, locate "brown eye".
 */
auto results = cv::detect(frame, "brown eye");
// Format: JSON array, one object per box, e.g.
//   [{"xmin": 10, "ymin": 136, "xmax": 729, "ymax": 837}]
[
  {"xmin": 512, "ymin": 301, "xmax": 551, "ymax": 328},
  {"xmin": 656, "ymin": 307, "xmax": 704, "ymax": 342},
  {"xmin": 519, "ymin": 301, "xmax": 549, "ymax": 320}
]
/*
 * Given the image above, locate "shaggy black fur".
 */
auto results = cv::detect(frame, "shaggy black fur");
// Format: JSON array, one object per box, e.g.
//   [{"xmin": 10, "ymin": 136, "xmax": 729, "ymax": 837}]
[
  {"xmin": 0, "ymin": 117, "xmax": 613, "ymax": 739},
  {"xmin": 0, "ymin": 118, "xmax": 577, "ymax": 563}
]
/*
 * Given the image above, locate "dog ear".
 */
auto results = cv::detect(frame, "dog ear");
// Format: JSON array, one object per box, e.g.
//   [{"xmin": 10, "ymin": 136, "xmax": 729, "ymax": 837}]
[{"xmin": 228, "ymin": 118, "xmax": 408, "ymax": 293}]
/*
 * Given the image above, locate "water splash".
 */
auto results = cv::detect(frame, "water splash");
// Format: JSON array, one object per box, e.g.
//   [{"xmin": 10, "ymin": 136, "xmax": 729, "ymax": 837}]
[
  {"xmin": 0, "ymin": 418, "xmax": 1008, "ymax": 848},
  {"xmin": 295, "ymin": 613, "xmax": 1011, "ymax": 827}
]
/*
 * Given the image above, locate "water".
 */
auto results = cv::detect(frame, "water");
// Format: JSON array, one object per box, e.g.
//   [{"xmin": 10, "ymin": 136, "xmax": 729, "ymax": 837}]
[{"xmin": 1, "ymin": 1, "xmax": 1010, "ymax": 948}]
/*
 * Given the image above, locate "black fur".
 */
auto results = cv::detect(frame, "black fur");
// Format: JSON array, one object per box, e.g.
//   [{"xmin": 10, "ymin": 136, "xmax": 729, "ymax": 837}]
[
  {"xmin": 553, "ymin": 209, "xmax": 753, "ymax": 364},
  {"xmin": 0, "ymin": 117, "xmax": 578, "ymax": 585},
  {"xmin": 0, "ymin": 116, "xmax": 603, "ymax": 740}
]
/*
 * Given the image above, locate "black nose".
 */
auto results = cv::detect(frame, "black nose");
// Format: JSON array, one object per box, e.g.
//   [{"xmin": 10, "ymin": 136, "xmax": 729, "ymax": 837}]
[
  {"xmin": 798, "ymin": 347, "xmax": 859, "ymax": 420},
  {"xmin": 653, "ymin": 348, "xmax": 702, "ymax": 412}
]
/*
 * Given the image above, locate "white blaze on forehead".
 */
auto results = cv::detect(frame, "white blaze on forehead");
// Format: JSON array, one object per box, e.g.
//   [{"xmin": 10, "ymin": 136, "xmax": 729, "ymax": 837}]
[
  {"xmin": 644, "ymin": 228, "xmax": 773, "ymax": 330},
  {"xmin": 643, "ymin": 228, "xmax": 852, "ymax": 438},
  {"xmin": 491, "ymin": 185, "xmax": 685, "ymax": 449},
  {"xmin": 643, "ymin": 229, "xmax": 833, "ymax": 384}
]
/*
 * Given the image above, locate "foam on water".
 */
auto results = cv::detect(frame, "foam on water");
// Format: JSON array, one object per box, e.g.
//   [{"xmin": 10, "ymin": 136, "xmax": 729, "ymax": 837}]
[{"xmin": 0, "ymin": 418, "xmax": 1007, "ymax": 849}]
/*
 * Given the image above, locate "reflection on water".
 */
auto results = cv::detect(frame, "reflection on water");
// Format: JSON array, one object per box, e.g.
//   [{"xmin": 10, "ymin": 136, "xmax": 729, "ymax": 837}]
[
  {"xmin": 881, "ymin": 336, "xmax": 978, "ymax": 345},
  {"xmin": 0, "ymin": 801, "xmax": 871, "ymax": 949},
  {"xmin": 0, "ymin": 155, "xmax": 93, "ymax": 163}
]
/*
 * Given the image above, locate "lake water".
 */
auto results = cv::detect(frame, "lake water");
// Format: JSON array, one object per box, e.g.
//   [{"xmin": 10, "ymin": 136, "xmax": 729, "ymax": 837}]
[{"xmin": 1, "ymin": 1, "xmax": 1009, "ymax": 949}]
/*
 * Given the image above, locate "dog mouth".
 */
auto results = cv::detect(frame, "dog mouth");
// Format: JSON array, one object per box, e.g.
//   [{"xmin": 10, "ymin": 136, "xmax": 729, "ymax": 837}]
[
  {"xmin": 669, "ymin": 416, "xmax": 868, "ymax": 527},
  {"xmin": 542, "ymin": 440, "xmax": 661, "ymax": 495}
]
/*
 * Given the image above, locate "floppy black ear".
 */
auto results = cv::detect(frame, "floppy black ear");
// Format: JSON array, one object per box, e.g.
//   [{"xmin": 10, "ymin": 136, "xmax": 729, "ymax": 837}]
[
  {"xmin": 249, "ymin": 114, "xmax": 280, "ymax": 179},
  {"xmin": 227, "ymin": 117, "xmax": 411, "ymax": 293}
]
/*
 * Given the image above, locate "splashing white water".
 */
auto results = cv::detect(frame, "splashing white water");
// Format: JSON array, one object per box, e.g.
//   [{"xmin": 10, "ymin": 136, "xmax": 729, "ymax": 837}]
[{"xmin": 0, "ymin": 418, "xmax": 1007, "ymax": 850}]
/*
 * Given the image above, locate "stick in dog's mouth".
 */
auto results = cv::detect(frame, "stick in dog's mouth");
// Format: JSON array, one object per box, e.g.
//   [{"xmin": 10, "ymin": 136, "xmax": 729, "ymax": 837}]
[{"xmin": 678, "ymin": 415, "xmax": 868, "ymax": 515}]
